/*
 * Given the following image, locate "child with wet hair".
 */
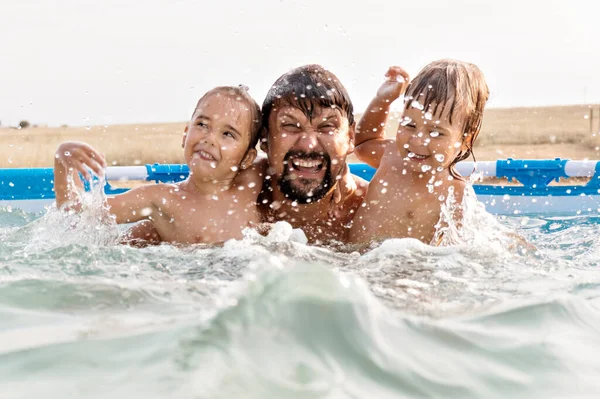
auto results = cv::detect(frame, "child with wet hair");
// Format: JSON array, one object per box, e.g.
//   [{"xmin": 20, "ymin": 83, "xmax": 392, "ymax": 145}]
[
  {"xmin": 54, "ymin": 85, "xmax": 264, "ymax": 245},
  {"xmin": 348, "ymin": 59, "xmax": 489, "ymax": 246}
]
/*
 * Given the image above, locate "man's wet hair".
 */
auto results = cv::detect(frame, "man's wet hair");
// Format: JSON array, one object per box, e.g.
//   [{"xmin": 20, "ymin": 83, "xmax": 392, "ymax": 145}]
[
  {"xmin": 262, "ymin": 64, "xmax": 354, "ymax": 129},
  {"xmin": 404, "ymin": 59, "xmax": 489, "ymax": 178},
  {"xmin": 195, "ymin": 85, "xmax": 263, "ymax": 150}
]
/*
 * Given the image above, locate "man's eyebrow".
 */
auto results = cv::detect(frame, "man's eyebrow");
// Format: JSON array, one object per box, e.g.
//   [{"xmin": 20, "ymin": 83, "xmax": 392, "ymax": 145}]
[
  {"xmin": 319, "ymin": 114, "xmax": 339, "ymax": 121},
  {"xmin": 280, "ymin": 112, "xmax": 300, "ymax": 119}
]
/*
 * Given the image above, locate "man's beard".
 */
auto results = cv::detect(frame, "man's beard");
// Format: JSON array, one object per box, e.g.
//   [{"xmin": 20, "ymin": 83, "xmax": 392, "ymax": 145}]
[{"xmin": 278, "ymin": 150, "xmax": 335, "ymax": 204}]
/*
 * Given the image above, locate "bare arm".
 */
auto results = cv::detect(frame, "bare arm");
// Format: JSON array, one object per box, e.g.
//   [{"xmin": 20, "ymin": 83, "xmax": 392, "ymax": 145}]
[
  {"xmin": 105, "ymin": 184, "xmax": 162, "ymax": 225},
  {"xmin": 54, "ymin": 142, "xmax": 107, "ymax": 209},
  {"xmin": 53, "ymin": 141, "xmax": 160, "ymax": 224},
  {"xmin": 355, "ymin": 66, "xmax": 409, "ymax": 168}
]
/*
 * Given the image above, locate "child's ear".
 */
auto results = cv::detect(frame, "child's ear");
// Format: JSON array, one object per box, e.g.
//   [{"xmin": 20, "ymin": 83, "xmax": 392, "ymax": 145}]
[
  {"xmin": 346, "ymin": 121, "xmax": 356, "ymax": 155},
  {"xmin": 182, "ymin": 125, "xmax": 189, "ymax": 148},
  {"xmin": 259, "ymin": 128, "xmax": 268, "ymax": 153},
  {"xmin": 241, "ymin": 148, "xmax": 257, "ymax": 170}
]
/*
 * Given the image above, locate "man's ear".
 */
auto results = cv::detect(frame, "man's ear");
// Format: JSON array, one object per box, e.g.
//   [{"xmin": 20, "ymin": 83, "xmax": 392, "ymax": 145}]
[
  {"xmin": 346, "ymin": 121, "xmax": 356, "ymax": 155},
  {"xmin": 241, "ymin": 148, "xmax": 257, "ymax": 170},
  {"xmin": 259, "ymin": 127, "xmax": 268, "ymax": 153},
  {"xmin": 182, "ymin": 125, "xmax": 189, "ymax": 148}
]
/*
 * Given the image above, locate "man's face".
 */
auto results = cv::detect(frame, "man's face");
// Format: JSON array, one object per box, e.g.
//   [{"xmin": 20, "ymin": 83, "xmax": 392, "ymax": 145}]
[{"xmin": 264, "ymin": 104, "xmax": 354, "ymax": 203}]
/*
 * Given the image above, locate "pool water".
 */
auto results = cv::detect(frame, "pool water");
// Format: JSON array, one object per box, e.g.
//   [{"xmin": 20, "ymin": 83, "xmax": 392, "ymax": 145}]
[{"xmin": 1, "ymin": 197, "xmax": 600, "ymax": 398}]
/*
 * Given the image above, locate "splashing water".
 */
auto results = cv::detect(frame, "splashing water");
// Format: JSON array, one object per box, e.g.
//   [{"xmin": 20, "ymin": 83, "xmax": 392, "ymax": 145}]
[{"xmin": 2, "ymin": 183, "xmax": 600, "ymax": 397}]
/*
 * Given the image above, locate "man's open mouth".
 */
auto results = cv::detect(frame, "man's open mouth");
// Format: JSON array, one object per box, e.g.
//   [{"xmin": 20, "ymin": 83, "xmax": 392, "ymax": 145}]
[{"xmin": 289, "ymin": 156, "xmax": 325, "ymax": 174}]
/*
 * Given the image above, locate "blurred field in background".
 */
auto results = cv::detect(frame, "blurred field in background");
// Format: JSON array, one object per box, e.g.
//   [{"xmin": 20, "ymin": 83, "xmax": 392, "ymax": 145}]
[{"xmin": 1, "ymin": 104, "xmax": 600, "ymax": 168}]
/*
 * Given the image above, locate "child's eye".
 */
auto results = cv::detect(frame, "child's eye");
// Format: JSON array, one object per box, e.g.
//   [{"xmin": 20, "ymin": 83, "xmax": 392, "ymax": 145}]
[
  {"xmin": 430, "ymin": 131, "xmax": 442, "ymax": 138},
  {"xmin": 197, "ymin": 121, "xmax": 208, "ymax": 128},
  {"xmin": 223, "ymin": 131, "xmax": 236, "ymax": 139},
  {"xmin": 282, "ymin": 123, "xmax": 300, "ymax": 129}
]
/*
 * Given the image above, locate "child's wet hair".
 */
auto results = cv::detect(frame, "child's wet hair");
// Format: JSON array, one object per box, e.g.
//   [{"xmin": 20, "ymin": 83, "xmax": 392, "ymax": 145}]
[
  {"xmin": 404, "ymin": 59, "xmax": 489, "ymax": 179},
  {"xmin": 195, "ymin": 85, "xmax": 263, "ymax": 150},
  {"xmin": 262, "ymin": 64, "xmax": 354, "ymax": 129}
]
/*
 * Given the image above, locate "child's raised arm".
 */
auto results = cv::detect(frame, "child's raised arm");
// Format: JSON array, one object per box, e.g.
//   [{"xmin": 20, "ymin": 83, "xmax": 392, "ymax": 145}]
[
  {"xmin": 355, "ymin": 66, "xmax": 409, "ymax": 168},
  {"xmin": 54, "ymin": 142, "xmax": 107, "ymax": 209},
  {"xmin": 54, "ymin": 141, "xmax": 161, "ymax": 225}
]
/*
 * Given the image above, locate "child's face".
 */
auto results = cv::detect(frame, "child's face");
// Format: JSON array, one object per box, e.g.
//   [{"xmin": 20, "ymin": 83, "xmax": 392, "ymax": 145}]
[
  {"xmin": 395, "ymin": 101, "xmax": 468, "ymax": 174},
  {"xmin": 184, "ymin": 93, "xmax": 255, "ymax": 181},
  {"xmin": 263, "ymin": 105, "xmax": 354, "ymax": 203}
]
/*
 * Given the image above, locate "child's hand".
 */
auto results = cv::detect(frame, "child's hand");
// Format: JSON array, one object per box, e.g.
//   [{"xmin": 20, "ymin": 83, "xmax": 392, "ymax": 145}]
[
  {"xmin": 376, "ymin": 66, "xmax": 410, "ymax": 103},
  {"xmin": 55, "ymin": 142, "xmax": 107, "ymax": 181}
]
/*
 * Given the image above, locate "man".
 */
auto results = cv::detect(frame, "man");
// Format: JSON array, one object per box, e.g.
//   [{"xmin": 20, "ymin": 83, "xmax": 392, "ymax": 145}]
[
  {"xmin": 124, "ymin": 64, "xmax": 367, "ymax": 245},
  {"xmin": 256, "ymin": 64, "xmax": 367, "ymax": 244}
]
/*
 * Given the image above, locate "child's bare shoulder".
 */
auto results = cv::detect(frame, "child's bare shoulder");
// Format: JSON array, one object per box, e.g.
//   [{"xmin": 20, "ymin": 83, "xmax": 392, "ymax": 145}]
[
  {"xmin": 235, "ymin": 158, "xmax": 267, "ymax": 188},
  {"xmin": 449, "ymin": 179, "xmax": 468, "ymax": 202}
]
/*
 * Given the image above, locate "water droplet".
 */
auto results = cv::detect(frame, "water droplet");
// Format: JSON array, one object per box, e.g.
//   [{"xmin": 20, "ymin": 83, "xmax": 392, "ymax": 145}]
[
  {"xmin": 584, "ymin": 114, "xmax": 590, "ymax": 120},
  {"xmin": 438, "ymin": 195, "xmax": 445, "ymax": 202},
  {"xmin": 430, "ymin": 131, "xmax": 440, "ymax": 138},
  {"xmin": 381, "ymin": 188, "xmax": 388, "ymax": 194},
  {"xmin": 210, "ymin": 162, "xmax": 217, "ymax": 169},
  {"xmin": 421, "ymin": 165, "xmax": 432, "ymax": 173},
  {"xmin": 211, "ymin": 195, "xmax": 218, "ymax": 200},
  {"xmin": 248, "ymin": 182, "xmax": 256, "ymax": 188},
  {"xmin": 453, "ymin": 142, "xmax": 461, "ymax": 148},
  {"xmin": 424, "ymin": 112, "xmax": 432, "ymax": 120},
  {"xmin": 331, "ymin": 159, "xmax": 339, "ymax": 165},
  {"xmin": 408, "ymin": 152, "xmax": 415, "ymax": 158},
  {"xmin": 434, "ymin": 154, "xmax": 445, "ymax": 162},
  {"xmin": 8, "ymin": 182, "xmax": 14, "ymax": 187},
  {"xmin": 227, "ymin": 210, "xmax": 235, "ymax": 215},
  {"xmin": 230, "ymin": 166, "xmax": 238, "ymax": 172},
  {"xmin": 411, "ymin": 100, "xmax": 424, "ymax": 110},
  {"xmin": 161, "ymin": 198, "xmax": 167, "ymax": 205}
]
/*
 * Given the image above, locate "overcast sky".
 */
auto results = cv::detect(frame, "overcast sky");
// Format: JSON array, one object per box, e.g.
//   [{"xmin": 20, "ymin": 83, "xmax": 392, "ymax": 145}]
[{"xmin": 1, "ymin": 0, "xmax": 599, "ymax": 127}]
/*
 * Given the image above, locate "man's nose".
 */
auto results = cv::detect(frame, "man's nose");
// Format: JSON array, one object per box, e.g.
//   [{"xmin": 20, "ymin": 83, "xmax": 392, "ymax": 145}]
[{"xmin": 295, "ymin": 130, "xmax": 320, "ymax": 151}]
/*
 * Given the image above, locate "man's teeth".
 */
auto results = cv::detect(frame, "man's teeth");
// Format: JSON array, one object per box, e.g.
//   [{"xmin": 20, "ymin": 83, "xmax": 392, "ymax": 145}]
[{"xmin": 292, "ymin": 158, "xmax": 323, "ymax": 168}]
